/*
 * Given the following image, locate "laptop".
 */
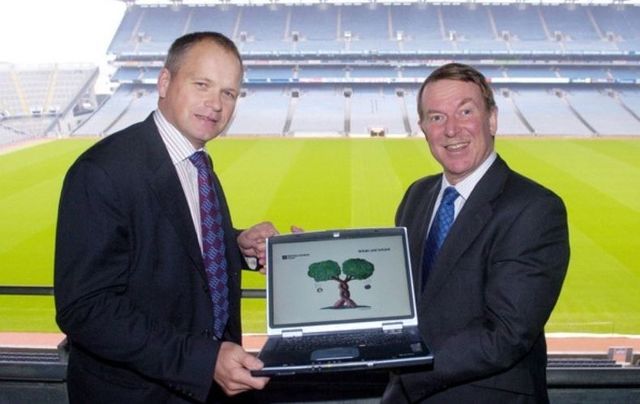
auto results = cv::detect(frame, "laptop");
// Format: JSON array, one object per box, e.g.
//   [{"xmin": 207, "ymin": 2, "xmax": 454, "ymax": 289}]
[{"xmin": 251, "ymin": 227, "xmax": 433, "ymax": 376}]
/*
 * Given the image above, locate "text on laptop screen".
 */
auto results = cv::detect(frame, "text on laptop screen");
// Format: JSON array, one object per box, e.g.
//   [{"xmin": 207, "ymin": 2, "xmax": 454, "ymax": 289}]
[{"xmin": 269, "ymin": 232, "xmax": 414, "ymax": 329}]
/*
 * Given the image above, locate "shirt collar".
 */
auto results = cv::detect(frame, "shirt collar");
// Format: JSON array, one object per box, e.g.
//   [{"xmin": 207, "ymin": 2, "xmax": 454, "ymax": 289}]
[
  {"xmin": 153, "ymin": 109, "xmax": 202, "ymax": 165},
  {"xmin": 441, "ymin": 151, "xmax": 497, "ymax": 202}
]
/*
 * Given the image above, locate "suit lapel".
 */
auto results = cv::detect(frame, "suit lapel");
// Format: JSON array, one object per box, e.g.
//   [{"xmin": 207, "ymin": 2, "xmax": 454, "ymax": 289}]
[
  {"xmin": 423, "ymin": 157, "xmax": 510, "ymax": 301},
  {"xmin": 139, "ymin": 115, "xmax": 207, "ymax": 282}
]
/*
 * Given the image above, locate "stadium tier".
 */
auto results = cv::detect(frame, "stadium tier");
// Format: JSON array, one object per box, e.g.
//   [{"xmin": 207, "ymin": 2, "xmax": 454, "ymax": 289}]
[
  {"xmin": 2, "ymin": 1, "xmax": 640, "ymax": 142},
  {"xmin": 0, "ymin": 64, "xmax": 98, "ymax": 144},
  {"xmin": 69, "ymin": 1, "xmax": 640, "ymax": 138},
  {"xmin": 103, "ymin": 3, "xmax": 640, "ymax": 56}
]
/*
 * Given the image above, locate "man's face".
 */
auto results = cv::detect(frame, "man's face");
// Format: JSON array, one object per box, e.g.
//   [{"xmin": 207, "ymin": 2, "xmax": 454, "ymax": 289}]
[
  {"xmin": 419, "ymin": 79, "xmax": 497, "ymax": 185},
  {"xmin": 157, "ymin": 40, "xmax": 242, "ymax": 149}
]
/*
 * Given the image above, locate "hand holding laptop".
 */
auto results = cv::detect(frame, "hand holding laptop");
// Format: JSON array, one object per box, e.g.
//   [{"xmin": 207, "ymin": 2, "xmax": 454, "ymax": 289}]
[
  {"xmin": 238, "ymin": 223, "xmax": 304, "ymax": 271},
  {"xmin": 214, "ymin": 341, "xmax": 270, "ymax": 396}
]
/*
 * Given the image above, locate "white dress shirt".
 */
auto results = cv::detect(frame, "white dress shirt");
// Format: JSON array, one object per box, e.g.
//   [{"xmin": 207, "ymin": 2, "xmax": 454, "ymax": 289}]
[
  {"xmin": 427, "ymin": 152, "xmax": 497, "ymax": 231},
  {"xmin": 154, "ymin": 110, "xmax": 205, "ymax": 249}
]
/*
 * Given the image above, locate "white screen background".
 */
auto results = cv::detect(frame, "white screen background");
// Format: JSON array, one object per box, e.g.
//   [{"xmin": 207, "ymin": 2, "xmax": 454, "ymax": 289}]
[{"xmin": 270, "ymin": 234, "xmax": 413, "ymax": 327}]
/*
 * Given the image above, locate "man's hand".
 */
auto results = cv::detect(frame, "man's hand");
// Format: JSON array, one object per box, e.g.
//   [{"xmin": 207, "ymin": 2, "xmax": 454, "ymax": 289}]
[
  {"xmin": 238, "ymin": 222, "xmax": 278, "ymax": 267},
  {"xmin": 213, "ymin": 342, "xmax": 269, "ymax": 396},
  {"xmin": 238, "ymin": 223, "xmax": 304, "ymax": 269}
]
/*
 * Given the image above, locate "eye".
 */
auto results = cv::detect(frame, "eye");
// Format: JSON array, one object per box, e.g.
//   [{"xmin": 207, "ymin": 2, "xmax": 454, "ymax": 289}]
[
  {"xmin": 223, "ymin": 90, "xmax": 237, "ymax": 100},
  {"xmin": 194, "ymin": 81, "xmax": 208, "ymax": 90},
  {"xmin": 459, "ymin": 105, "xmax": 476, "ymax": 118},
  {"xmin": 428, "ymin": 114, "xmax": 445, "ymax": 124}
]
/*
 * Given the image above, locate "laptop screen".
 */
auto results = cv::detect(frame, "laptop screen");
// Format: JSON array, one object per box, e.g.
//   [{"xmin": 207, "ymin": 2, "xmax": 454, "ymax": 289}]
[{"xmin": 267, "ymin": 228, "xmax": 416, "ymax": 330}]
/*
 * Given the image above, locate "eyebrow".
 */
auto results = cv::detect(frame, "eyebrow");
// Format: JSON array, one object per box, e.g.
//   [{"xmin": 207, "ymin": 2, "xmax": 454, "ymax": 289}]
[
  {"xmin": 426, "ymin": 97, "xmax": 476, "ymax": 115},
  {"xmin": 190, "ymin": 76, "xmax": 212, "ymax": 84},
  {"xmin": 191, "ymin": 76, "xmax": 239, "ymax": 92}
]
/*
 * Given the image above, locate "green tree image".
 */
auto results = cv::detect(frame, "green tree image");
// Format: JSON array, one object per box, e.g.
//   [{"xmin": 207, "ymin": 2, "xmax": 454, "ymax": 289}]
[{"xmin": 307, "ymin": 258, "xmax": 374, "ymax": 308}]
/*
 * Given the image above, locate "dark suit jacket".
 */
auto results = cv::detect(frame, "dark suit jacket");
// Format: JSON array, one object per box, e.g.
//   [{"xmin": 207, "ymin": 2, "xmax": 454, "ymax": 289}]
[
  {"xmin": 384, "ymin": 156, "xmax": 569, "ymax": 403},
  {"xmin": 54, "ymin": 114, "xmax": 249, "ymax": 403}
]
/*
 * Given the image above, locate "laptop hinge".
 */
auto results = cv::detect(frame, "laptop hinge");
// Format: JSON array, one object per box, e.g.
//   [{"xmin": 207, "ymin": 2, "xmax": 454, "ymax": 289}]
[
  {"xmin": 281, "ymin": 329, "xmax": 304, "ymax": 338},
  {"xmin": 382, "ymin": 322, "xmax": 404, "ymax": 333}
]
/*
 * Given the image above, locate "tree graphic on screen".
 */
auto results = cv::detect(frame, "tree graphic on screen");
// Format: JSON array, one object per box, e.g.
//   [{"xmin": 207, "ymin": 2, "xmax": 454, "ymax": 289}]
[{"xmin": 307, "ymin": 258, "xmax": 374, "ymax": 309}]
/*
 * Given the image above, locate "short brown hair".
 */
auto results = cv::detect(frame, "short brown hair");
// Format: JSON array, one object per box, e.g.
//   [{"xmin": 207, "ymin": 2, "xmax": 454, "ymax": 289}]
[
  {"xmin": 417, "ymin": 63, "xmax": 496, "ymax": 121},
  {"xmin": 164, "ymin": 31, "xmax": 243, "ymax": 74}
]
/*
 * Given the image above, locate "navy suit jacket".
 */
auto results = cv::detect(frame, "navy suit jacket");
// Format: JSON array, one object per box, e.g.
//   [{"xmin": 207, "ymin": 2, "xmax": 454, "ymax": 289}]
[
  {"xmin": 384, "ymin": 156, "xmax": 569, "ymax": 403},
  {"xmin": 55, "ymin": 114, "xmax": 248, "ymax": 403}
]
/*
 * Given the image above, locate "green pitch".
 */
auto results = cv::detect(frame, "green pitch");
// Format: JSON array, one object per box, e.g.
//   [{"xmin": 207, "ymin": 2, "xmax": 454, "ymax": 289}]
[{"xmin": 1, "ymin": 137, "xmax": 639, "ymax": 335}]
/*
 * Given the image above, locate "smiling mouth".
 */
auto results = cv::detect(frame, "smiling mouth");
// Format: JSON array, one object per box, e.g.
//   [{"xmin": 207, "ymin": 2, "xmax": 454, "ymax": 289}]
[
  {"xmin": 444, "ymin": 142, "xmax": 468, "ymax": 151},
  {"xmin": 196, "ymin": 114, "xmax": 217, "ymax": 124}
]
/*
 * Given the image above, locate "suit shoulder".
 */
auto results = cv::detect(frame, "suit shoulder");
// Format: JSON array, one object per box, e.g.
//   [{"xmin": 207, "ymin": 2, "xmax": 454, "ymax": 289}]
[
  {"xmin": 503, "ymin": 169, "xmax": 565, "ymax": 206},
  {"xmin": 396, "ymin": 173, "xmax": 440, "ymax": 225},
  {"xmin": 406, "ymin": 174, "xmax": 440, "ymax": 194},
  {"xmin": 74, "ymin": 120, "xmax": 152, "ymax": 167}
]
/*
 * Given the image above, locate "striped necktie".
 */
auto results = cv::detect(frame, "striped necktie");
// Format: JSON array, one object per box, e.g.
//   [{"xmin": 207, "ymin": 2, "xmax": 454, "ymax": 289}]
[{"xmin": 189, "ymin": 151, "xmax": 229, "ymax": 338}]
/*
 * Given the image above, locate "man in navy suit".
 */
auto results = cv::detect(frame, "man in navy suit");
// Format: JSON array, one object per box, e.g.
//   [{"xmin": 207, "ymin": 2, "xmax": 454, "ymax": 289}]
[
  {"xmin": 382, "ymin": 63, "xmax": 570, "ymax": 403},
  {"xmin": 55, "ymin": 32, "xmax": 277, "ymax": 403}
]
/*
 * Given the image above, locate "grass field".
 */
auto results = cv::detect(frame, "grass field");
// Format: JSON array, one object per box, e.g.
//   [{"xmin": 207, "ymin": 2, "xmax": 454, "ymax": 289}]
[{"xmin": 1, "ymin": 137, "xmax": 639, "ymax": 335}]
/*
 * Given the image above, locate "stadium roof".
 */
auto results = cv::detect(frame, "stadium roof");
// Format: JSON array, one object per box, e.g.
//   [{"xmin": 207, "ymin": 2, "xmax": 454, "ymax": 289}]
[{"xmin": 122, "ymin": 0, "xmax": 640, "ymax": 6}]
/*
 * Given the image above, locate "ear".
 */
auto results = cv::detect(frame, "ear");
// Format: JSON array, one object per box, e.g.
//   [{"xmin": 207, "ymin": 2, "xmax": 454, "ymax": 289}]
[
  {"xmin": 489, "ymin": 106, "xmax": 498, "ymax": 136},
  {"xmin": 417, "ymin": 117, "xmax": 428, "ymax": 138},
  {"xmin": 157, "ymin": 68, "xmax": 171, "ymax": 99},
  {"xmin": 421, "ymin": 126, "xmax": 429, "ymax": 141}
]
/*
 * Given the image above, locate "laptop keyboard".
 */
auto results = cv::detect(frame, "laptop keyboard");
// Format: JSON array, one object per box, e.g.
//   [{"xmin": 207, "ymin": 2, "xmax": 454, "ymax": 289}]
[{"xmin": 275, "ymin": 329, "xmax": 416, "ymax": 353}]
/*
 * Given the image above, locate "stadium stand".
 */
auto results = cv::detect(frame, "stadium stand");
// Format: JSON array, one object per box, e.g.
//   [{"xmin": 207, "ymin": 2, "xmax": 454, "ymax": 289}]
[
  {"xmin": 0, "ymin": 63, "xmax": 98, "ymax": 145},
  {"xmin": 3, "ymin": 2, "xmax": 638, "ymax": 140},
  {"xmin": 568, "ymin": 86, "xmax": 640, "ymax": 135},
  {"xmin": 60, "ymin": 1, "xmax": 640, "ymax": 138},
  {"xmin": 228, "ymin": 85, "xmax": 290, "ymax": 135},
  {"xmin": 287, "ymin": 84, "xmax": 346, "ymax": 136}
]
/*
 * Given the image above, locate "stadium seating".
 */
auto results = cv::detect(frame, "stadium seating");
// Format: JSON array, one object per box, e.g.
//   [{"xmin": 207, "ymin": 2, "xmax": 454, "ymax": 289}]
[
  {"xmin": 0, "ymin": 64, "xmax": 98, "ymax": 144},
  {"xmin": 66, "ymin": 2, "xmax": 640, "ymax": 138},
  {"xmin": 287, "ymin": 84, "xmax": 346, "ymax": 136},
  {"xmin": 568, "ymin": 86, "xmax": 640, "ymax": 136},
  {"xmin": 2, "ymin": 1, "xmax": 639, "ymax": 142},
  {"xmin": 227, "ymin": 85, "xmax": 290, "ymax": 135}
]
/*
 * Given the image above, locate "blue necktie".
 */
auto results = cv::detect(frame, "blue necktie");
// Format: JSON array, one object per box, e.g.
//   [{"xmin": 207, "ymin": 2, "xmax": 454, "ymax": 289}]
[
  {"xmin": 422, "ymin": 186, "xmax": 459, "ymax": 289},
  {"xmin": 189, "ymin": 151, "xmax": 229, "ymax": 338}
]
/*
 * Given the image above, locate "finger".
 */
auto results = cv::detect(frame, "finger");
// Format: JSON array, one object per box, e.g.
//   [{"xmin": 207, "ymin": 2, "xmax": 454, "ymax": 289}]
[
  {"xmin": 242, "ymin": 353, "xmax": 264, "ymax": 370},
  {"xmin": 224, "ymin": 360, "xmax": 269, "ymax": 394},
  {"xmin": 254, "ymin": 221, "xmax": 277, "ymax": 234}
]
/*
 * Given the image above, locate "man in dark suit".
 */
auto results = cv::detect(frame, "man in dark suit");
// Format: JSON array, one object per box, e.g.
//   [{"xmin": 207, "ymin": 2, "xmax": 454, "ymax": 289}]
[
  {"xmin": 55, "ymin": 32, "xmax": 277, "ymax": 403},
  {"xmin": 382, "ymin": 63, "xmax": 570, "ymax": 403}
]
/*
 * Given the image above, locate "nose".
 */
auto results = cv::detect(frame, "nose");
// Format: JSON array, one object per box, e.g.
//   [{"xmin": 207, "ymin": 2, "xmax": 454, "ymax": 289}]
[
  {"xmin": 445, "ymin": 117, "xmax": 457, "ymax": 137},
  {"xmin": 204, "ymin": 93, "xmax": 222, "ymax": 111}
]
